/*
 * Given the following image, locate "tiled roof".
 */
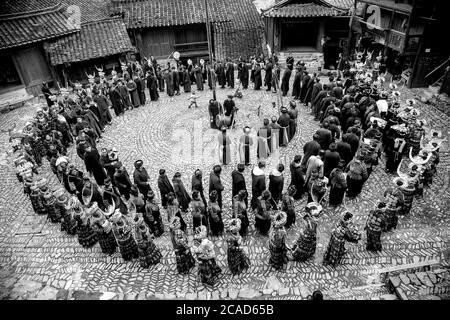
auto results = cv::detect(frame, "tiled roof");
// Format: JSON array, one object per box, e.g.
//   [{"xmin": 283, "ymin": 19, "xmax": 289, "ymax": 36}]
[
  {"xmin": 0, "ymin": 2, "xmax": 80, "ymax": 50},
  {"xmin": 109, "ymin": 0, "xmax": 231, "ymax": 29},
  {"xmin": 61, "ymin": 0, "xmax": 111, "ymax": 23},
  {"xmin": 263, "ymin": 2, "xmax": 341, "ymax": 18},
  {"xmin": 213, "ymin": 0, "xmax": 265, "ymax": 61},
  {"xmin": 0, "ymin": 0, "xmax": 60, "ymax": 16},
  {"xmin": 45, "ymin": 18, "xmax": 134, "ymax": 65},
  {"xmin": 323, "ymin": 0, "xmax": 354, "ymax": 10}
]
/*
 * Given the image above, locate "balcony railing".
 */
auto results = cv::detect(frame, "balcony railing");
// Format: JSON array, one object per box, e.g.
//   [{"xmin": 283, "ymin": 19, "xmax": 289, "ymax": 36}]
[{"xmin": 173, "ymin": 41, "xmax": 208, "ymax": 52}]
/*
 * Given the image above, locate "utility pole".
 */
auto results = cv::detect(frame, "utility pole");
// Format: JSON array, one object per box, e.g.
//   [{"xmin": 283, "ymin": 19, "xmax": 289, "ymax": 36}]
[{"xmin": 204, "ymin": 0, "xmax": 214, "ymax": 62}]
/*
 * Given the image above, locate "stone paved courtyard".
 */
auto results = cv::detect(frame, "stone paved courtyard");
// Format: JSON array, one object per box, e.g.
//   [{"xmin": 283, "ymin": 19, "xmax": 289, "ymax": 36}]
[{"xmin": 0, "ymin": 73, "xmax": 449, "ymax": 300}]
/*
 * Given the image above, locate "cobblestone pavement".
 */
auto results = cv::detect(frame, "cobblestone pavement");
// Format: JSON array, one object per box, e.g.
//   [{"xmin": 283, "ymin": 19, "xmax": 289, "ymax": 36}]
[{"xmin": 0, "ymin": 72, "xmax": 449, "ymax": 300}]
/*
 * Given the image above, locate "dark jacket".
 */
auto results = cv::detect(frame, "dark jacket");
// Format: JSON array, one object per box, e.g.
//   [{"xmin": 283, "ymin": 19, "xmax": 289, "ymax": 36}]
[
  {"xmin": 231, "ymin": 170, "xmax": 247, "ymax": 198},
  {"xmin": 323, "ymin": 150, "xmax": 341, "ymax": 178}
]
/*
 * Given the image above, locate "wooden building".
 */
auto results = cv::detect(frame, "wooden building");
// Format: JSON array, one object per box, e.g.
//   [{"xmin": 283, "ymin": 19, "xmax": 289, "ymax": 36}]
[
  {"xmin": 261, "ymin": 0, "xmax": 353, "ymax": 68},
  {"xmin": 349, "ymin": 0, "xmax": 450, "ymax": 88},
  {"xmin": 108, "ymin": 0, "xmax": 265, "ymax": 64},
  {"xmin": 0, "ymin": 0, "xmax": 79, "ymax": 96}
]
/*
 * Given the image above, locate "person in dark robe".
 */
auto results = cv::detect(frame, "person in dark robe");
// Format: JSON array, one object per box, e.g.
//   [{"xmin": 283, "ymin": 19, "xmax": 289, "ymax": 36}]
[
  {"xmin": 85, "ymin": 97, "xmax": 104, "ymax": 132},
  {"xmin": 127, "ymin": 78, "xmax": 140, "ymax": 108},
  {"xmin": 164, "ymin": 68, "xmax": 174, "ymax": 96},
  {"xmin": 272, "ymin": 63, "xmax": 281, "ymax": 93},
  {"xmin": 231, "ymin": 163, "xmax": 247, "ymax": 205},
  {"xmin": 192, "ymin": 169, "xmax": 207, "ymax": 208},
  {"xmin": 336, "ymin": 138, "xmax": 353, "ymax": 167},
  {"xmin": 172, "ymin": 172, "xmax": 191, "ymax": 212},
  {"xmin": 239, "ymin": 126, "xmax": 253, "ymax": 166},
  {"xmin": 290, "ymin": 155, "xmax": 305, "ymax": 200},
  {"xmin": 80, "ymin": 107, "xmax": 102, "ymax": 139},
  {"xmin": 93, "ymin": 89, "xmax": 112, "ymax": 127},
  {"xmin": 41, "ymin": 82, "xmax": 53, "ymax": 107},
  {"xmin": 323, "ymin": 143, "xmax": 341, "ymax": 178},
  {"xmin": 223, "ymin": 94, "xmax": 236, "ymax": 127},
  {"xmin": 312, "ymin": 85, "xmax": 329, "ymax": 119},
  {"xmin": 241, "ymin": 60, "xmax": 249, "ymax": 89},
  {"xmin": 269, "ymin": 163, "xmax": 284, "ymax": 203},
  {"xmin": 157, "ymin": 168, "xmax": 174, "ymax": 208},
  {"xmin": 183, "ymin": 67, "xmax": 191, "ymax": 93},
  {"xmin": 287, "ymin": 101, "xmax": 298, "ymax": 140},
  {"xmin": 84, "ymin": 145, "xmax": 106, "ymax": 186},
  {"xmin": 281, "ymin": 186, "xmax": 296, "ymax": 229},
  {"xmin": 281, "ymin": 66, "xmax": 292, "ymax": 96},
  {"xmin": 135, "ymin": 74, "xmax": 146, "ymax": 106},
  {"xmin": 303, "ymin": 73, "xmax": 316, "ymax": 106},
  {"xmin": 109, "ymin": 82, "xmax": 124, "ymax": 116},
  {"xmin": 342, "ymin": 132, "xmax": 360, "ymax": 159},
  {"xmin": 345, "ymin": 154, "xmax": 368, "ymax": 198},
  {"xmin": 300, "ymin": 71, "xmax": 311, "ymax": 103},
  {"xmin": 216, "ymin": 61, "xmax": 226, "ymax": 88},
  {"xmin": 219, "ymin": 126, "xmax": 232, "ymax": 165},
  {"xmin": 292, "ymin": 68, "xmax": 302, "ymax": 100},
  {"xmin": 207, "ymin": 64, "xmax": 214, "ymax": 89},
  {"xmin": 100, "ymin": 147, "xmax": 115, "ymax": 181},
  {"xmin": 156, "ymin": 66, "xmax": 164, "ymax": 92},
  {"xmin": 208, "ymin": 99, "xmax": 220, "ymax": 129},
  {"xmin": 209, "ymin": 165, "xmax": 224, "ymax": 209},
  {"xmin": 329, "ymin": 161, "xmax": 347, "ymax": 206},
  {"xmin": 172, "ymin": 67, "xmax": 180, "ymax": 95},
  {"xmin": 194, "ymin": 64, "xmax": 204, "ymax": 91},
  {"xmin": 226, "ymin": 60, "xmax": 235, "ymax": 88},
  {"xmin": 264, "ymin": 59, "xmax": 273, "ymax": 91},
  {"xmin": 315, "ymin": 125, "xmax": 333, "ymax": 151},
  {"xmin": 133, "ymin": 160, "xmax": 152, "ymax": 200},
  {"xmin": 251, "ymin": 161, "xmax": 266, "ymax": 209},
  {"xmin": 178, "ymin": 66, "xmax": 184, "ymax": 91},
  {"xmin": 117, "ymin": 80, "xmax": 132, "ymax": 111},
  {"xmin": 113, "ymin": 161, "xmax": 133, "ymax": 200},
  {"xmin": 277, "ymin": 107, "xmax": 291, "ymax": 147},
  {"xmin": 146, "ymin": 72, "xmax": 159, "ymax": 101},
  {"xmin": 253, "ymin": 63, "xmax": 262, "ymax": 90}
]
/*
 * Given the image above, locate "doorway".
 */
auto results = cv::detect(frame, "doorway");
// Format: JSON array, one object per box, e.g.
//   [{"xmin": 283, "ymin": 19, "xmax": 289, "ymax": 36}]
[{"xmin": 281, "ymin": 21, "xmax": 319, "ymax": 51}]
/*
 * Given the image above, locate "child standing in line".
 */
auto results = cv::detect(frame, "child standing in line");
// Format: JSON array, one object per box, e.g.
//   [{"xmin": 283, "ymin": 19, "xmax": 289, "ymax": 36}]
[{"xmin": 188, "ymin": 91, "xmax": 199, "ymax": 108}]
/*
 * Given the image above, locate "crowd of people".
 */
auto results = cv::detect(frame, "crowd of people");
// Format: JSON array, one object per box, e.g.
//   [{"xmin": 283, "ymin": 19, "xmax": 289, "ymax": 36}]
[{"xmin": 10, "ymin": 49, "xmax": 446, "ymax": 288}]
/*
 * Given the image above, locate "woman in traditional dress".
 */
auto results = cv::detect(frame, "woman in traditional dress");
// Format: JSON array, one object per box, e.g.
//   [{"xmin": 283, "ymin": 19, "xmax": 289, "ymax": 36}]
[
  {"xmin": 227, "ymin": 218, "xmax": 250, "ymax": 275},
  {"xmin": 134, "ymin": 217, "xmax": 162, "ymax": 268},
  {"xmin": 382, "ymin": 187, "xmax": 404, "ymax": 231},
  {"xmin": 190, "ymin": 190, "xmax": 207, "ymax": 231},
  {"xmin": 207, "ymin": 190, "xmax": 224, "ymax": 237},
  {"xmin": 43, "ymin": 189, "xmax": 61, "ymax": 223},
  {"xmin": 194, "ymin": 64, "xmax": 204, "ymax": 91},
  {"xmin": 111, "ymin": 210, "xmax": 139, "ymax": 261},
  {"xmin": 255, "ymin": 190, "xmax": 277, "ymax": 235},
  {"xmin": 127, "ymin": 78, "xmax": 140, "ymax": 108},
  {"xmin": 329, "ymin": 161, "xmax": 347, "ymax": 206},
  {"xmin": 290, "ymin": 209, "xmax": 318, "ymax": 262},
  {"xmin": 193, "ymin": 226, "xmax": 222, "ymax": 285},
  {"xmin": 323, "ymin": 212, "xmax": 361, "ymax": 267},
  {"xmin": 233, "ymin": 190, "xmax": 249, "ymax": 237},
  {"xmin": 183, "ymin": 67, "xmax": 191, "ymax": 93},
  {"xmin": 269, "ymin": 211, "xmax": 288, "ymax": 270},
  {"xmin": 144, "ymin": 191, "xmax": 164, "ymax": 237},
  {"xmin": 172, "ymin": 172, "xmax": 191, "ymax": 213},
  {"xmin": 345, "ymin": 153, "xmax": 368, "ymax": 198},
  {"xmin": 166, "ymin": 192, "xmax": 187, "ymax": 232},
  {"xmin": 170, "ymin": 216, "xmax": 196, "ymax": 274},
  {"xmin": 89, "ymin": 203, "xmax": 117, "ymax": 255},
  {"xmin": 281, "ymin": 185, "xmax": 296, "ymax": 229},
  {"xmin": 73, "ymin": 199, "xmax": 98, "ymax": 248},
  {"xmin": 365, "ymin": 203, "xmax": 385, "ymax": 252},
  {"xmin": 57, "ymin": 192, "xmax": 78, "ymax": 235}
]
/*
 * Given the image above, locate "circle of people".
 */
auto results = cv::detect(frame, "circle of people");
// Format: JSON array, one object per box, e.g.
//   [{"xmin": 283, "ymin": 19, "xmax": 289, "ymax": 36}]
[{"xmin": 12, "ymin": 51, "xmax": 446, "ymax": 287}]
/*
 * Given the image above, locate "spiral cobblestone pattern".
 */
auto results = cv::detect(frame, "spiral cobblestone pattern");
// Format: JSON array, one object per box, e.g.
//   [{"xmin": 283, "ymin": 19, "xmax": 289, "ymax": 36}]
[{"xmin": 0, "ymin": 71, "xmax": 449, "ymax": 300}]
